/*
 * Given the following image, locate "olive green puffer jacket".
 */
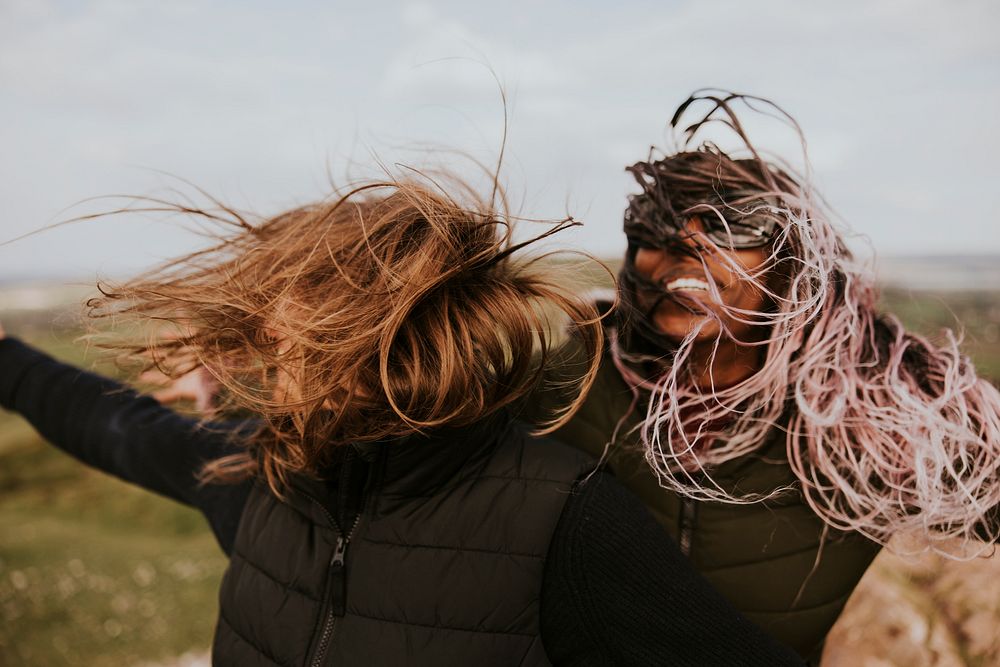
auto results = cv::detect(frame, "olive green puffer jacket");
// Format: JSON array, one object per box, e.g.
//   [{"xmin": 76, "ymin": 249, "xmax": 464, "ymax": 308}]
[{"xmin": 531, "ymin": 338, "xmax": 881, "ymax": 663}]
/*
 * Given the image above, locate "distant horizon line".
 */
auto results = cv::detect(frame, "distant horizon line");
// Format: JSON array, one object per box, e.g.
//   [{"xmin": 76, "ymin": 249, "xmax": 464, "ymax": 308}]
[{"xmin": 2, "ymin": 251, "xmax": 999, "ymax": 282}]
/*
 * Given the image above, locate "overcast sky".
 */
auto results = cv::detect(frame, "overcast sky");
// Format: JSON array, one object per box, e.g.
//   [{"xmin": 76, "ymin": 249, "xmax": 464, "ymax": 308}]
[{"xmin": 1, "ymin": 0, "xmax": 998, "ymax": 283}]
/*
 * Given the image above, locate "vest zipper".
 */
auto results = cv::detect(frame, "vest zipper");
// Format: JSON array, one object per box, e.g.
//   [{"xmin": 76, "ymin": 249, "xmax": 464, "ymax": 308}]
[
  {"xmin": 303, "ymin": 446, "xmax": 374, "ymax": 667},
  {"xmin": 309, "ymin": 511, "xmax": 361, "ymax": 667},
  {"xmin": 678, "ymin": 497, "xmax": 697, "ymax": 557}
]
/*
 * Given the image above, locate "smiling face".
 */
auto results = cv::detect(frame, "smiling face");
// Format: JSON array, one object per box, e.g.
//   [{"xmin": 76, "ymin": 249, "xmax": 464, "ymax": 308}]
[
  {"xmin": 619, "ymin": 151, "xmax": 802, "ymax": 357},
  {"xmin": 631, "ymin": 215, "xmax": 772, "ymax": 344}
]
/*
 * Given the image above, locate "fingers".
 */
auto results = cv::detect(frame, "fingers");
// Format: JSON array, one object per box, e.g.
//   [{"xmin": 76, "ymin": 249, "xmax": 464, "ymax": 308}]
[
  {"xmin": 193, "ymin": 390, "xmax": 218, "ymax": 417},
  {"xmin": 151, "ymin": 386, "xmax": 188, "ymax": 405},
  {"xmin": 143, "ymin": 366, "xmax": 219, "ymax": 415},
  {"xmin": 139, "ymin": 368, "xmax": 172, "ymax": 385}
]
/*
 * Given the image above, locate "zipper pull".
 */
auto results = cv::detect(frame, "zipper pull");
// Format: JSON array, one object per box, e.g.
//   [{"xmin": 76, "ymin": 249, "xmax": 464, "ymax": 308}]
[
  {"xmin": 328, "ymin": 536, "xmax": 348, "ymax": 616},
  {"xmin": 332, "ymin": 536, "xmax": 347, "ymax": 567}
]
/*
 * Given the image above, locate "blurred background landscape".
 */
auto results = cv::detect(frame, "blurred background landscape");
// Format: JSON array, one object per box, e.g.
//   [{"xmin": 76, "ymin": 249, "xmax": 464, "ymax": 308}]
[{"xmin": 1, "ymin": 256, "xmax": 998, "ymax": 667}]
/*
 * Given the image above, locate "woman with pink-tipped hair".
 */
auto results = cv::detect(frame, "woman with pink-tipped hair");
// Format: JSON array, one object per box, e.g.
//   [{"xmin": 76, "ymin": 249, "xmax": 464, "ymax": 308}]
[{"xmin": 534, "ymin": 90, "xmax": 1000, "ymax": 663}]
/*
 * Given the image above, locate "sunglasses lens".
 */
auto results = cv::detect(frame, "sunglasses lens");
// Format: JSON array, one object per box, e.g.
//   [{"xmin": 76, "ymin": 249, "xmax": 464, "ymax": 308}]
[
  {"xmin": 704, "ymin": 213, "xmax": 776, "ymax": 249},
  {"xmin": 626, "ymin": 194, "xmax": 780, "ymax": 250}
]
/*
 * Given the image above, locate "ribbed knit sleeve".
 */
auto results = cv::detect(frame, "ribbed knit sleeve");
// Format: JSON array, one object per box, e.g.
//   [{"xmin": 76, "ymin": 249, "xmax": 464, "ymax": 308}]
[
  {"xmin": 0, "ymin": 337, "xmax": 251, "ymax": 554},
  {"xmin": 541, "ymin": 471, "xmax": 805, "ymax": 666}
]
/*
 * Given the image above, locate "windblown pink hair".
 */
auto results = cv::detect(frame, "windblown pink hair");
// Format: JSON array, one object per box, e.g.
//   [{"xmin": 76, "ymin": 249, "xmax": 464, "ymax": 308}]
[{"xmin": 613, "ymin": 91, "xmax": 1000, "ymax": 555}]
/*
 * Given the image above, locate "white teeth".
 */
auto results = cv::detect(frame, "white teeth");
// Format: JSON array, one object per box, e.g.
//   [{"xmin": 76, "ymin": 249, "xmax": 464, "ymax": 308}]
[{"xmin": 664, "ymin": 277, "xmax": 711, "ymax": 292}]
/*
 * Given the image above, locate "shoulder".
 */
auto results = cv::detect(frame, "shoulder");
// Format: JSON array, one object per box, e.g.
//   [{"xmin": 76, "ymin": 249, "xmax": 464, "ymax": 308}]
[{"xmin": 491, "ymin": 420, "xmax": 599, "ymax": 483}]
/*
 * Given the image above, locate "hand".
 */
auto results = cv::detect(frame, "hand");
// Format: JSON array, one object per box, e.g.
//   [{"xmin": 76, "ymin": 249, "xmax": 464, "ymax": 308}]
[
  {"xmin": 0, "ymin": 319, "xmax": 5, "ymax": 339},
  {"xmin": 140, "ymin": 365, "xmax": 219, "ymax": 416}
]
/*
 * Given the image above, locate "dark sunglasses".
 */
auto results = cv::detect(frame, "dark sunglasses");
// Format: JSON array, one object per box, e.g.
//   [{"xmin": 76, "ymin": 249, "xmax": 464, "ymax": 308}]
[
  {"xmin": 626, "ymin": 193, "xmax": 781, "ymax": 251},
  {"xmin": 685, "ymin": 204, "xmax": 779, "ymax": 249}
]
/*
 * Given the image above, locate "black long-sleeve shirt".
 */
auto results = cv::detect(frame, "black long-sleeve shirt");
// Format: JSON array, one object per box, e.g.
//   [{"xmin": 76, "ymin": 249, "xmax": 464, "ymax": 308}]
[{"xmin": 0, "ymin": 337, "xmax": 803, "ymax": 666}]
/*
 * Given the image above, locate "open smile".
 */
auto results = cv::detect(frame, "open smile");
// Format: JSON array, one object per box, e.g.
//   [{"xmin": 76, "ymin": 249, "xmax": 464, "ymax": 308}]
[{"xmin": 663, "ymin": 277, "xmax": 711, "ymax": 293}]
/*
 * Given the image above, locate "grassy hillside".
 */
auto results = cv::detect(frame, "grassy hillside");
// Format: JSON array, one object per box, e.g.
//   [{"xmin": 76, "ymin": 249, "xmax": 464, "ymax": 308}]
[{"xmin": 0, "ymin": 324, "xmax": 226, "ymax": 667}]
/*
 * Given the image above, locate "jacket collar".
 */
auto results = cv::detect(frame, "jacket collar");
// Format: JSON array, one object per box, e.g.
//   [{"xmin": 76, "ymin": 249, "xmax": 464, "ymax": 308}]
[{"xmin": 281, "ymin": 410, "xmax": 516, "ymax": 527}]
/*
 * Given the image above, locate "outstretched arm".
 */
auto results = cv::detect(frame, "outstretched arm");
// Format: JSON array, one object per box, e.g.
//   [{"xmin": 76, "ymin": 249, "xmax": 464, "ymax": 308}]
[{"xmin": 0, "ymin": 329, "xmax": 251, "ymax": 554}]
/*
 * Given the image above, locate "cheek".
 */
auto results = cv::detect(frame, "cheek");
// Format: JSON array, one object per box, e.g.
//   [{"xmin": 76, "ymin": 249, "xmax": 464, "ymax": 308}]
[
  {"xmin": 729, "ymin": 247, "xmax": 772, "ymax": 310},
  {"xmin": 736, "ymin": 285, "xmax": 768, "ymax": 313},
  {"xmin": 734, "ymin": 246, "xmax": 769, "ymax": 272},
  {"xmin": 633, "ymin": 248, "xmax": 665, "ymax": 280}
]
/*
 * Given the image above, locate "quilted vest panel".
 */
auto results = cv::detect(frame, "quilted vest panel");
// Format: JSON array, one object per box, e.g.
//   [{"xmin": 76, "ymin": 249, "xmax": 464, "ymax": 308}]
[{"xmin": 212, "ymin": 420, "xmax": 594, "ymax": 667}]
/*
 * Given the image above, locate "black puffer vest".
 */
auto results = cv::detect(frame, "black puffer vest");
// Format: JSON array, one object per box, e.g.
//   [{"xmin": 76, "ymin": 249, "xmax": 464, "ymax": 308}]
[{"xmin": 211, "ymin": 418, "xmax": 594, "ymax": 667}]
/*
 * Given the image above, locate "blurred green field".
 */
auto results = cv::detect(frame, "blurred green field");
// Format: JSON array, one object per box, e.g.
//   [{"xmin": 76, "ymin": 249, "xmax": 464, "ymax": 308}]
[
  {"xmin": 1, "ymin": 285, "xmax": 998, "ymax": 666},
  {"xmin": 0, "ymin": 324, "xmax": 226, "ymax": 667}
]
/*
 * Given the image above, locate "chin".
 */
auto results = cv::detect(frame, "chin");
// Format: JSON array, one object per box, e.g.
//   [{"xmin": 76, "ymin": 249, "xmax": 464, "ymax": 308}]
[
  {"xmin": 652, "ymin": 295, "xmax": 724, "ymax": 338},
  {"xmin": 653, "ymin": 312, "xmax": 721, "ymax": 343}
]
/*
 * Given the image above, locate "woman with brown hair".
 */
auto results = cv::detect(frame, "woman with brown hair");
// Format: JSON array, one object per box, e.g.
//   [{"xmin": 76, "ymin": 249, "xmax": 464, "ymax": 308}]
[
  {"xmin": 0, "ymin": 170, "xmax": 803, "ymax": 665},
  {"xmin": 536, "ymin": 91, "xmax": 1000, "ymax": 663}
]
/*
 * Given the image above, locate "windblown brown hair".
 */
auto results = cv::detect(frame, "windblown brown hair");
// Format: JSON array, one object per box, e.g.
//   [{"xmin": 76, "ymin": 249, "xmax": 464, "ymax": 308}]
[{"xmin": 87, "ymin": 174, "xmax": 605, "ymax": 496}]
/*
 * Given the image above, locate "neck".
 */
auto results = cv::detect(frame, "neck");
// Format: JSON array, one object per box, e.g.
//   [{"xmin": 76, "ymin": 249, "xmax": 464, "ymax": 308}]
[{"xmin": 681, "ymin": 337, "xmax": 764, "ymax": 391}]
